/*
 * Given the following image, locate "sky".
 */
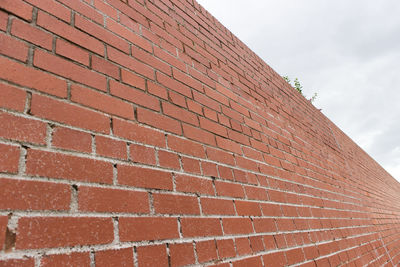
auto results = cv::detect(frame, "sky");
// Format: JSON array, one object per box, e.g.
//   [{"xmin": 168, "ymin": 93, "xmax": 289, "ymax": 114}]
[{"xmin": 196, "ymin": 0, "xmax": 400, "ymax": 182}]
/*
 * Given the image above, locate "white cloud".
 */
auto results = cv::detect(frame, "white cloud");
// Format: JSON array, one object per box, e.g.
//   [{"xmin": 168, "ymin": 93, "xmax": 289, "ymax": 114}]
[{"xmin": 197, "ymin": 0, "xmax": 400, "ymax": 181}]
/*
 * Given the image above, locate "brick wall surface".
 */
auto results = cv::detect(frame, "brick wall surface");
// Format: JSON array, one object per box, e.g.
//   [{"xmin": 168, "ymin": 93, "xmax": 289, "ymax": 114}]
[{"xmin": 1, "ymin": 0, "xmax": 400, "ymax": 266}]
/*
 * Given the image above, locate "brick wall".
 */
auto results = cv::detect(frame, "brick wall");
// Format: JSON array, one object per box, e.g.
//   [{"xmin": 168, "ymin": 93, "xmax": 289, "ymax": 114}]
[{"xmin": 1, "ymin": 0, "xmax": 400, "ymax": 266}]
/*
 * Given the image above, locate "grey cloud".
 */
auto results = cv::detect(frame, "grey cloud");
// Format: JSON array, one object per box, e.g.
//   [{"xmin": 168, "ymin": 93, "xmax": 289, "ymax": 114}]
[{"xmin": 197, "ymin": 0, "xmax": 400, "ymax": 180}]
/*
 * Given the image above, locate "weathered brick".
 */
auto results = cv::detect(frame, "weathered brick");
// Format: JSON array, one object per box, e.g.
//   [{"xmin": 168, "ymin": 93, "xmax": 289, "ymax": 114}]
[
  {"xmin": 96, "ymin": 135, "xmax": 127, "ymax": 159},
  {"xmin": 181, "ymin": 218, "xmax": 222, "ymax": 238},
  {"xmin": 153, "ymin": 193, "xmax": 200, "ymax": 215},
  {"xmin": 113, "ymin": 118, "xmax": 165, "ymax": 147},
  {"xmin": 16, "ymin": 217, "xmax": 113, "ymax": 249},
  {"xmin": 95, "ymin": 248, "xmax": 133, "ymax": 267},
  {"xmin": 26, "ymin": 149, "xmax": 113, "ymax": 184},
  {"xmin": 129, "ymin": 144, "xmax": 156, "ymax": 165},
  {"xmin": 78, "ymin": 186, "xmax": 149, "ymax": 213},
  {"xmin": 31, "ymin": 94, "xmax": 110, "ymax": 134},
  {"xmin": 0, "ymin": 144, "xmax": 20, "ymax": 174},
  {"xmin": 34, "ymin": 50, "xmax": 107, "ymax": 92},
  {"xmin": 136, "ymin": 245, "xmax": 168, "ymax": 267},
  {"xmin": 169, "ymin": 243, "xmax": 195, "ymax": 267},
  {"xmin": 41, "ymin": 252, "xmax": 90, "ymax": 267},
  {"xmin": 118, "ymin": 165, "xmax": 173, "ymax": 190},
  {"xmin": 0, "ymin": 31, "xmax": 29, "ymax": 62},
  {"xmin": 0, "ymin": 57, "xmax": 67, "ymax": 98},
  {"xmin": 52, "ymin": 127, "xmax": 92, "ymax": 153},
  {"xmin": 175, "ymin": 174, "xmax": 214, "ymax": 195},
  {"xmin": 119, "ymin": 217, "xmax": 178, "ymax": 242},
  {"xmin": 0, "ymin": 178, "xmax": 70, "ymax": 211}
]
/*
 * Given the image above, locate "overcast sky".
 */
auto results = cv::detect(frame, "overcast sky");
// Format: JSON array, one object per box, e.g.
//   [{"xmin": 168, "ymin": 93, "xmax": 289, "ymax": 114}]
[{"xmin": 197, "ymin": 0, "xmax": 400, "ymax": 182}]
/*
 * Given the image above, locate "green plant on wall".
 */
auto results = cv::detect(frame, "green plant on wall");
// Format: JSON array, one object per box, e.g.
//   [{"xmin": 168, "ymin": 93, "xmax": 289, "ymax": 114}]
[{"xmin": 283, "ymin": 76, "xmax": 317, "ymax": 103}]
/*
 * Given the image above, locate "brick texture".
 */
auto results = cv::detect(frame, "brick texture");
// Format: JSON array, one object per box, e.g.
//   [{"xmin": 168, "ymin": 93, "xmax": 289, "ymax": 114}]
[{"xmin": 0, "ymin": 0, "xmax": 399, "ymax": 266}]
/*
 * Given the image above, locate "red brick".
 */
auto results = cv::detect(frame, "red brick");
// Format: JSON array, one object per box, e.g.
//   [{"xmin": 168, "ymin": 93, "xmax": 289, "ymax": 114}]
[
  {"xmin": 232, "ymin": 256, "xmax": 263, "ymax": 267},
  {"xmin": 132, "ymin": 46, "xmax": 171, "ymax": 75},
  {"xmin": 201, "ymin": 161, "xmax": 218, "ymax": 177},
  {"xmin": 206, "ymin": 147, "xmax": 235, "ymax": 166},
  {"xmin": 175, "ymin": 174, "xmax": 214, "ymax": 195},
  {"xmin": 0, "ymin": 216, "xmax": 7, "ymax": 249},
  {"xmin": 196, "ymin": 240, "xmax": 218, "ymax": 263},
  {"xmin": 118, "ymin": 165, "xmax": 173, "ymax": 190},
  {"xmin": 107, "ymin": 18, "xmax": 151, "ymax": 52},
  {"xmin": 0, "ymin": 112, "xmax": 47, "ymax": 145},
  {"xmin": 154, "ymin": 46, "xmax": 186, "ymax": 72},
  {"xmin": 168, "ymin": 135, "xmax": 205, "ymax": 158},
  {"xmin": 156, "ymin": 71, "xmax": 192, "ymax": 98},
  {"xmin": 92, "ymin": 55, "xmax": 119, "ymax": 79},
  {"xmin": 263, "ymin": 252, "xmax": 287, "ymax": 266},
  {"xmin": 137, "ymin": 107, "xmax": 181, "ymax": 134},
  {"xmin": 37, "ymin": 11, "xmax": 103, "ymax": 55},
  {"xmin": 304, "ymin": 245, "xmax": 319, "ymax": 260},
  {"xmin": 235, "ymin": 238, "xmax": 252, "ymax": 256},
  {"xmin": 110, "ymin": 80, "xmax": 160, "ymax": 111},
  {"xmin": 214, "ymin": 181, "xmax": 245, "ymax": 198},
  {"xmin": 200, "ymin": 117, "xmax": 228, "ymax": 137},
  {"xmin": 158, "ymin": 150, "xmax": 180, "ymax": 170},
  {"xmin": 222, "ymin": 218, "xmax": 254, "ymax": 235},
  {"xmin": 52, "ymin": 127, "xmax": 92, "ymax": 153},
  {"xmin": 129, "ymin": 144, "xmax": 156, "ymax": 165},
  {"xmin": 95, "ymin": 135, "xmax": 127, "ymax": 159},
  {"xmin": 41, "ymin": 252, "xmax": 90, "ymax": 267},
  {"xmin": 25, "ymin": 0, "xmax": 70, "ymax": 22},
  {"xmin": 78, "ymin": 186, "xmax": 149, "ymax": 213},
  {"xmin": 285, "ymin": 248, "xmax": 305, "ymax": 265},
  {"xmin": 0, "ymin": 10, "xmax": 7, "ymax": 31},
  {"xmin": 218, "ymin": 166, "xmax": 234, "ymax": 181},
  {"xmin": 31, "ymin": 94, "xmax": 110, "ymax": 134},
  {"xmin": 263, "ymin": 235, "xmax": 277, "ymax": 250},
  {"xmin": 169, "ymin": 243, "xmax": 195, "ymax": 267},
  {"xmin": 216, "ymin": 136, "xmax": 242, "ymax": 154},
  {"xmin": 119, "ymin": 217, "xmax": 178, "ymax": 242},
  {"xmin": 162, "ymin": 102, "xmax": 199, "ymax": 126},
  {"xmin": 201, "ymin": 198, "xmax": 235, "ymax": 215},
  {"xmin": 75, "ymin": 14, "xmax": 129, "ymax": 54},
  {"xmin": 235, "ymin": 200, "xmax": 262, "ymax": 216},
  {"xmin": 0, "ymin": 0, "xmax": 33, "ymax": 21},
  {"xmin": 261, "ymin": 203, "xmax": 282, "ymax": 217},
  {"xmin": 0, "ymin": 178, "xmax": 70, "ymax": 211},
  {"xmin": 94, "ymin": 0, "xmax": 118, "ymax": 19},
  {"xmin": 113, "ymin": 118, "xmax": 165, "ymax": 147},
  {"xmin": 253, "ymin": 218, "xmax": 277, "ymax": 233},
  {"xmin": 16, "ymin": 217, "xmax": 113, "ymax": 249},
  {"xmin": 153, "ymin": 193, "xmax": 200, "ymax": 215},
  {"xmin": 0, "ymin": 57, "xmax": 67, "ymax": 98},
  {"xmin": 95, "ymin": 248, "xmax": 133, "ymax": 267},
  {"xmin": 172, "ymin": 68, "xmax": 203, "ymax": 92},
  {"xmin": 148, "ymin": 81, "xmax": 168, "ymax": 99},
  {"xmin": 137, "ymin": 245, "xmax": 168, "ymax": 267},
  {"xmin": 0, "ymin": 83, "xmax": 26, "ymax": 112},
  {"xmin": 56, "ymin": 39, "xmax": 90, "ymax": 66},
  {"xmin": 181, "ymin": 156, "xmax": 201, "ymax": 174},
  {"xmin": 26, "ymin": 149, "xmax": 113, "ymax": 184},
  {"xmin": 107, "ymin": 46, "xmax": 154, "ymax": 79},
  {"xmin": 121, "ymin": 69, "xmax": 146, "ymax": 90},
  {"xmin": 181, "ymin": 218, "xmax": 222, "ymax": 237},
  {"xmin": 57, "ymin": 0, "xmax": 103, "ymax": 24},
  {"xmin": 0, "ymin": 144, "xmax": 20, "ymax": 174},
  {"xmin": 0, "ymin": 32, "xmax": 29, "ymax": 62},
  {"xmin": 169, "ymin": 91, "xmax": 187, "ymax": 108},
  {"xmin": 34, "ymin": 50, "xmax": 107, "ymax": 92},
  {"xmin": 217, "ymin": 239, "xmax": 236, "ymax": 259},
  {"xmin": 249, "ymin": 236, "xmax": 264, "ymax": 252},
  {"xmin": 183, "ymin": 123, "xmax": 216, "ymax": 146},
  {"xmin": 0, "ymin": 258, "xmax": 34, "ymax": 267}
]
